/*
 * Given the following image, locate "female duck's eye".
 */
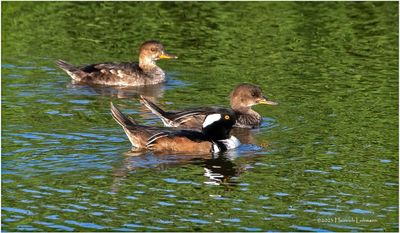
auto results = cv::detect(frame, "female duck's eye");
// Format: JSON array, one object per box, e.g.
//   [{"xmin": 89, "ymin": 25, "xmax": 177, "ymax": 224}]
[
  {"xmin": 251, "ymin": 92, "xmax": 257, "ymax": 97},
  {"xmin": 150, "ymin": 48, "xmax": 156, "ymax": 52}
]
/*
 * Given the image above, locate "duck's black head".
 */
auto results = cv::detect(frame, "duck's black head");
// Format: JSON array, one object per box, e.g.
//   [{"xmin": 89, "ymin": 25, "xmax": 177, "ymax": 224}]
[
  {"xmin": 139, "ymin": 40, "xmax": 177, "ymax": 63},
  {"xmin": 230, "ymin": 83, "xmax": 278, "ymax": 111},
  {"xmin": 201, "ymin": 109, "xmax": 236, "ymax": 141}
]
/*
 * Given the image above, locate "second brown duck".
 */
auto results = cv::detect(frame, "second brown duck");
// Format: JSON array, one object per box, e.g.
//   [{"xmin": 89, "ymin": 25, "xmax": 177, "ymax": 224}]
[{"xmin": 140, "ymin": 83, "xmax": 277, "ymax": 129}]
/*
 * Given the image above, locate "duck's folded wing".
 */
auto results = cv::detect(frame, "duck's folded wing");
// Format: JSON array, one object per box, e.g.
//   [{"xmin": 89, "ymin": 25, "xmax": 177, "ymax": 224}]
[
  {"xmin": 146, "ymin": 131, "xmax": 212, "ymax": 153},
  {"xmin": 171, "ymin": 106, "xmax": 229, "ymax": 120},
  {"xmin": 169, "ymin": 110, "xmax": 205, "ymax": 122},
  {"xmin": 80, "ymin": 62, "xmax": 139, "ymax": 73},
  {"xmin": 167, "ymin": 106, "xmax": 230, "ymax": 128}
]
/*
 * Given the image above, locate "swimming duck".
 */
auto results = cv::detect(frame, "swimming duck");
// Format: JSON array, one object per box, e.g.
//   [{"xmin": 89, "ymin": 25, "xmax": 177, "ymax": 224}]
[
  {"xmin": 140, "ymin": 83, "xmax": 277, "ymax": 129},
  {"xmin": 56, "ymin": 40, "xmax": 177, "ymax": 86},
  {"xmin": 111, "ymin": 103, "xmax": 240, "ymax": 154}
]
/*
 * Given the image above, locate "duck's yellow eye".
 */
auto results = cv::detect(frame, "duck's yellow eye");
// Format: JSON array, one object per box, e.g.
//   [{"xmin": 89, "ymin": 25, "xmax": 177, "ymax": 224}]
[{"xmin": 224, "ymin": 115, "xmax": 230, "ymax": 120}]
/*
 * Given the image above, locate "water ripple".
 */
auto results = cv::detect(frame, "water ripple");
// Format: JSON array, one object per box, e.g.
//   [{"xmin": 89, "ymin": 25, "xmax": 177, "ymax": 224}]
[
  {"xmin": 34, "ymin": 221, "xmax": 75, "ymax": 231},
  {"xmin": 274, "ymin": 192, "xmax": 289, "ymax": 197},
  {"xmin": 304, "ymin": 169, "xmax": 330, "ymax": 174},
  {"xmin": 291, "ymin": 225, "xmax": 330, "ymax": 232},
  {"xmin": 301, "ymin": 201, "xmax": 329, "ymax": 206},
  {"xmin": 180, "ymin": 218, "xmax": 211, "ymax": 224},
  {"xmin": 38, "ymin": 186, "xmax": 73, "ymax": 193},
  {"xmin": 158, "ymin": 201, "xmax": 175, "ymax": 206},
  {"xmin": 163, "ymin": 178, "xmax": 200, "ymax": 185},
  {"xmin": 351, "ymin": 208, "xmax": 373, "ymax": 214},
  {"xmin": 64, "ymin": 220, "xmax": 107, "ymax": 229},
  {"xmin": 2, "ymin": 207, "xmax": 34, "ymax": 216},
  {"xmin": 270, "ymin": 213, "xmax": 295, "ymax": 218}
]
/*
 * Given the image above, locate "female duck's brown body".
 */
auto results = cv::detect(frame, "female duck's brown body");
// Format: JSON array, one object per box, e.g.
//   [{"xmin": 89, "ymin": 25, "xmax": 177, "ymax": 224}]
[
  {"xmin": 110, "ymin": 103, "xmax": 240, "ymax": 154},
  {"xmin": 56, "ymin": 40, "xmax": 177, "ymax": 86},
  {"xmin": 140, "ymin": 83, "xmax": 278, "ymax": 129}
]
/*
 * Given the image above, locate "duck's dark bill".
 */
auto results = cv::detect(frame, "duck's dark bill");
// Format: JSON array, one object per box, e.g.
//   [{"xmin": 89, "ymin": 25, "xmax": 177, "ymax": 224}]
[{"xmin": 159, "ymin": 53, "xmax": 178, "ymax": 59}]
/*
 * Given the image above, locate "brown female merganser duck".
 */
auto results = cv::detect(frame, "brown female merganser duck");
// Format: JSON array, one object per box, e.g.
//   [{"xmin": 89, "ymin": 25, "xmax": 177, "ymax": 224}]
[
  {"xmin": 140, "ymin": 83, "xmax": 277, "ymax": 129},
  {"xmin": 111, "ymin": 103, "xmax": 240, "ymax": 154},
  {"xmin": 56, "ymin": 40, "xmax": 177, "ymax": 86}
]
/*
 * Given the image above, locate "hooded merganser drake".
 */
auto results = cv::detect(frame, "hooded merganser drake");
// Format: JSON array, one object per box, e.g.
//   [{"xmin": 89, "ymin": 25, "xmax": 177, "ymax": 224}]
[
  {"xmin": 56, "ymin": 40, "xmax": 177, "ymax": 86},
  {"xmin": 110, "ymin": 102, "xmax": 240, "ymax": 154},
  {"xmin": 140, "ymin": 83, "xmax": 278, "ymax": 129}
]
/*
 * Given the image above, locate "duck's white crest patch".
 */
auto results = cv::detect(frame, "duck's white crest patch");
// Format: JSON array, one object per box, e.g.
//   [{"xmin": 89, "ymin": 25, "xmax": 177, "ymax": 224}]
[
  {"xmin": 220, "ymin": 136, "xmax": 241, "ymax": 149},
  {"xmin": 203, "ymin": 114, "xmax": 221, "ymax": 128}
]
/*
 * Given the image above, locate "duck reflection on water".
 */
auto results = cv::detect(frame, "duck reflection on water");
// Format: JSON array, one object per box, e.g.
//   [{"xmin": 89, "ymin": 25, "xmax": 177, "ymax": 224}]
[
  {"xmin": 203, "ymin": 153, "xmax": 246, "ymax": 186},
  {"xmin": 66, "ymin": 81, "xmax": 166, "ymax": 100},
  {"xmin": 110, "ymin": 148, "xmax": 266, "ymax": 193}
]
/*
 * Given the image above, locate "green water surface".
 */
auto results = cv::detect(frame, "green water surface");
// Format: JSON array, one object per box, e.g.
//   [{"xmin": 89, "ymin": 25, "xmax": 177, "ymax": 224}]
[{"xmin": 2, "ymin": 2, "xmax": 398, "ymax": 232}]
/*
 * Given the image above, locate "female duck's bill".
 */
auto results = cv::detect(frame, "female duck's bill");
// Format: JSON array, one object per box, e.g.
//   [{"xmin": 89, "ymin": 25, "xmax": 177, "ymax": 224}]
[
  {"xmin": 140, "ymin": 83, "xmax": 278, "ymax": 129},
  {"xmin": 110, "ymin": 102, "xmax": 240, "ymax": 154},
  {"xmin": 56, "ymin": 40, "xmax": 177, "ymax": 86}
]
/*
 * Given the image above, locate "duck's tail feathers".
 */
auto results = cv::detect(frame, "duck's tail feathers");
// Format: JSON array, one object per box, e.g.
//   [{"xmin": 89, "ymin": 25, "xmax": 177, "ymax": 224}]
[
  {"xmin": 111, "ymin": 102, "xmax": 144, "ymax": 148},
  {"xmin": 56, "ymin": 60, "xmax": 78, "ymax": 72},
  {"xmin": 110, "ymin": 102, "xmax": 137, "ymax": 128},
  {"xmin": 140, "ymin": 95, "xmax": 173, "ymax": 126},
  {"xmin": 56, "ymin": 60, "xmax": 85, "ymax": 81}
]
